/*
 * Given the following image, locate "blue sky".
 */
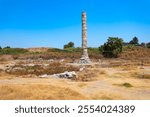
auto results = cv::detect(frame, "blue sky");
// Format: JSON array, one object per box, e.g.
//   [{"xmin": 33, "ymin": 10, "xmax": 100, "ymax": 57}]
[{"xmin": 0, "ymin": 0, "xmax": 150, "ymax": 48}]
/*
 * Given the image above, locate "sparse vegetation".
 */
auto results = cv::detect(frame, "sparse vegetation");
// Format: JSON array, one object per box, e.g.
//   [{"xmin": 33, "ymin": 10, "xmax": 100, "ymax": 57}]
[
  {"xmin": 120, "ymin": 46, "xmax": 150, "ymax": 62},
  {"xmin": 99, "ymin": 70, "xmax": 107, "ymax": 74},
  {"xmin": 78, "ymin": 83, "xmax": 87, "ymax": 87},
  {"xmin": 132, "ymin": 72, "xmax": 150, "ymax": 79},
  {"xmin": 0, "ymin": 58, "xmax": 150, "ymax": 99},
  {"xmin": 5, "ymin": 62, "xmax": 79, "ymax": 76},
  {"xmin": 114, "ymin": 83, "xmax": 133, "ymax": 88},
  {"xmin": 142, "ymin": 74, "xmax": 150, "ymax": 79},
  {"xmin": 0, "ymin": 48, "xmax": 28, "ymax": 55},
  {"xmin": 0, "ymin": 40, "xmax": 150, "ymax": 100},
  {"xmin": 0, "ymin": 84, "xmax": 87, "ymax": 100},
  {"xmin": 76, "ymin": 68, "xmax": 98, "ymax": 81}
]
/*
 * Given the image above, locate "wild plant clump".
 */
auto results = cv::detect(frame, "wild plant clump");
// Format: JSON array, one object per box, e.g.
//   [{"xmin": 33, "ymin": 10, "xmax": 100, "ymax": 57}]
[{"xmin": 5, "ymin": 62, "xmax": 79, "ymax": 76}]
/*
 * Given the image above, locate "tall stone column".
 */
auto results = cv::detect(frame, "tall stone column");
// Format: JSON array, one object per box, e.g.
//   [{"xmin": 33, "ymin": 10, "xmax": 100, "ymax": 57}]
[{"xmin": 80, "ymin": 11, "xmax": 91, "ymax": 64}]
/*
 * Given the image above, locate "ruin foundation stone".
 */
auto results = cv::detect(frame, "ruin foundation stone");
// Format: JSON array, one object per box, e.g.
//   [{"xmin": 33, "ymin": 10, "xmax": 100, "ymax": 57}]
[{"xmin": 80, "ymin": 11, "xmax": 91, "ymax": 64}]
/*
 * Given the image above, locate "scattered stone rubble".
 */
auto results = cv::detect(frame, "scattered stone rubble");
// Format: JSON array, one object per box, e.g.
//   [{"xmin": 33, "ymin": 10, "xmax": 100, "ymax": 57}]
[
  {"xmin": 4, "ymin": 63, "xmax": 49, "ymax": 72},
  {"xmin": 2, "ymin": 59, "xmax": 78, "ymax": 79},
  {"xmin": 39, "ymin": 71, "xmax": 77, "ymax": 79},
  {"xmin": 5, "ymin": 65, "xmax": 24, "ymax": 73}
]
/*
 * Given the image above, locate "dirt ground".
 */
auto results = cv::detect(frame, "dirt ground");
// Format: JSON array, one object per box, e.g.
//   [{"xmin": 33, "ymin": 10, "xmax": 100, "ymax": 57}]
[{"xmin": 0, "ymin": 59, "xmax": 150, "ymax": 100}]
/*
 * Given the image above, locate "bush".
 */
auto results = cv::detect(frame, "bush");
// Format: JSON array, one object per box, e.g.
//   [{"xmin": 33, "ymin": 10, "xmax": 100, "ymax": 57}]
[
  {"xmin": 88, "ymin": 47, "xmax": 100, "ymax": 54},
  {"xmin": 121, "ymin": 83, "xmax": 133, "ymax": 88},
  {"xmin": 47, "ymin": 48, "xmax": 65, "ymax": 53},
  {"xmin": 99, "ymin": 37, "xmax": 123, "ymax": 58},
  {"xmin": 146, "ymin": 42, "xmax": 150, "ymax": 48},
  {"xmin": 122, "ymin": 45, "xmax": 137, "ymax": 51},
  {"xmin": 64, "ymin": 47, "xmax": 82, "ymax": 53},
  {"xmin": 0, "ymin": 48, "xmax": 28, "ymax": 55}
]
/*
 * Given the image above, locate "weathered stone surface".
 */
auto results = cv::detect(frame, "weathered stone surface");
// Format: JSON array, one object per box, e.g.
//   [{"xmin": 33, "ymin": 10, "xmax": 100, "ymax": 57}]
[
  {"xmin": 39, "ymin": 71, "xmax": 77, "ymax": 79},
  {"xmin": 48, "ymin": 59, "xmax": 54, "ymax": 62},
  {"xmin": 80, "ymin": 57, "xmax": 91, "ymax": 64},
  {"xmin": 39, "ymin": 74, "xmax": 49, "ymax": 78},
  {"xmin": 80, "ymin": 11, "xmax": 91, "ymax": 64}
]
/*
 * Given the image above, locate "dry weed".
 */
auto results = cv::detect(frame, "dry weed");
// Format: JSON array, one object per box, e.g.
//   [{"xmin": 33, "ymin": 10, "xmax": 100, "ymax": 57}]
[
  {"xmin": 113, "ymin": 82, "xmax": 133, "ymax": 88},
  {"xmin": 132, "ymin": 72, "xmax": 150, "ymax": 79},
  {"xmin": 0, "ymin": 84, "xmax": 87, "ymax": 100},
  {"xmin": 120, "ymin": 65, "xmax": 138, "ymax": 71},
  {"xmin": 78, "ymin": 83, "xmax": 87, "ymax": 87},
  {"xmin": 92, "ymin": 92, "xmax": 124, "ymax": 100},
  {"xmin": 76, "ymin": 69, "xmax": 98, "ymax": 81},
  {"xmin": 5, "ymin": 62, "xmax": 79, "ymax": 76},
  {"xmin": 99, "ymin": 70, "xmax": 107, "ymax": 75}
]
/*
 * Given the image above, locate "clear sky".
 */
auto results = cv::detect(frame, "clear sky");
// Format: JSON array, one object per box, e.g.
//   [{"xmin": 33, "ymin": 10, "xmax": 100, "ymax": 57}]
[{"xmin": 0, "ymin": 0, "xmax": 150, "ymax": 48}]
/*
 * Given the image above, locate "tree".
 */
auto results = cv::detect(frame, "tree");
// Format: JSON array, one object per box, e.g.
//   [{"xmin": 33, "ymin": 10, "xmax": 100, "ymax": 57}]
[
  {"xmin": 4, "ymin": 46, "xmax": 11, "ymax": 49},
  {"xmin": 129, "ymin": 37, "xmax": 139, "ymax": 45},
  {"xmin": 99, "ymin": 37, "xmax": 123, "ymax": 58},
  {"xmin": 146, "ymin": 42, "xmax": 150, "ymax": 48},
  {"xmin": 64, "ymin": 42, "xmax": 74, "ymax": 49},
  {"xmin": 140, "ymin": 42, "xmax": 146, "ymax": 47}
]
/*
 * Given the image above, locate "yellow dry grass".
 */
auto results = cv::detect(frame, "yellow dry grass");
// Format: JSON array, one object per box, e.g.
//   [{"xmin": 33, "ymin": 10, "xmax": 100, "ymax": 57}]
[
  {"xmin": 0, "ymin": 58, "xmax": 150, "ymax": 100},
  {"xmin": 92, "ymin": 92, "xmax": 124, "ymax": 100},
  {"xmin": 0, "ymin": 84, "xmax": 87, "ymax": 100},
  {"xmin": 0, "ymin": 72, "xmax": 14, "ymax": 80},
  {"xmin": 78, "ymin": 83, "xmax": 87, "ymax": 88}
]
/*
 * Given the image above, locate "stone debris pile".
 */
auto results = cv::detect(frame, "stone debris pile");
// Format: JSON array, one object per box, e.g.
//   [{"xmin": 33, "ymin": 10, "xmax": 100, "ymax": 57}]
[{"xmin": 39, "ymin": 71, "xmax": 77, "ymax": 79}]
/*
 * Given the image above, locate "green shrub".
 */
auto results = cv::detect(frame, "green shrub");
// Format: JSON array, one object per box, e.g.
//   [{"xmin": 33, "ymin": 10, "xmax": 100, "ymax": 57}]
[
  {"xmin": 146, "ymin": 42, "xmax": 150, "ymax": 48},
  {"xmin": 47, "ymin": 48, "xmax": 65, "ymax": 53},
  {"xmin": 64, "ymin": 47, "xmax": 82, "ymax": 53},
  {"xmin": 121, "ymin": 83, "xmax": 133, "ymax": 88},
  {"xmin": 88, "ymin": 47, "xmax": 100, "ymax": 54},
  {"xmin": 99, "ymin": 37, "xmax": 123, "ymax": 58},
  {"xmin": 0, "ymin": 48, "xmax": 28, "ymax": 55}
]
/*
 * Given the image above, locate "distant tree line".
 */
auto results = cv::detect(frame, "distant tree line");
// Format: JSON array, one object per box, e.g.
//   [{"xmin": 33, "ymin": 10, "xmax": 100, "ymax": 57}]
[
  {"xmin": 63, "ymin": 36, "xmax": 149, "ymax": 58},
  {"xmin": 0, "ymin": 46, "xmax": 11, "ymax": 49},
  {"xmin": 99, "ymin": 36, "xmax": 150, "ymax": 58},
  {"xmin": 123, "ymin": 36, "xmax": 150, "ymax": 48},
  {"xmin": 0, "ymin": 36, "xmax": 149, "ymax": 57},
  {"xmin": 0, "ymin": 46, "xmax": 28, "ymax": 55}
]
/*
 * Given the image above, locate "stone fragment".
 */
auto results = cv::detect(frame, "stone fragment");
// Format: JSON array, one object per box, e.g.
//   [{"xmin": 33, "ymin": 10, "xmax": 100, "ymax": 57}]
[{"xmin": 39, "ymin": 71, "xmax": 77, "ymax": 79}]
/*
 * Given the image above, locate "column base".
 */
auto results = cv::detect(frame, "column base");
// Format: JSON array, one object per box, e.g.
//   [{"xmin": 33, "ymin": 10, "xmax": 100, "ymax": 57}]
[{"xmin": 79, "ymin": 56, "xmax": 91, "ymax": 64}]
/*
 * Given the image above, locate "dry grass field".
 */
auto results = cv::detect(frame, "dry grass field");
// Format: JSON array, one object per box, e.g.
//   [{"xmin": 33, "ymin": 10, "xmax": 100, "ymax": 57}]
[{"xmin": 0, "ymin": 47, "xmax": 150, "ymax": 100}]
